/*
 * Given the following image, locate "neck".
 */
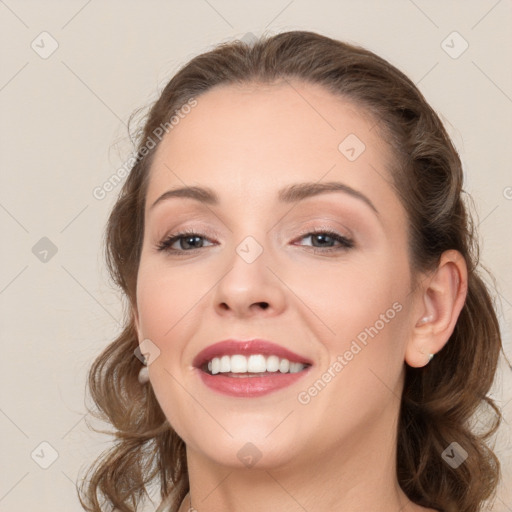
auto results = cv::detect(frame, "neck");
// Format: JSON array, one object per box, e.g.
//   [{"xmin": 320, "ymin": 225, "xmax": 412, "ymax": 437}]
[{"xmin": 180, "ymin": 405, "xmax": 419, "ymax": 512}]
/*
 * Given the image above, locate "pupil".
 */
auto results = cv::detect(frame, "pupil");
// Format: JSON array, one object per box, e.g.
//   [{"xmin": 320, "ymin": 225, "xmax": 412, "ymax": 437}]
[
  {"xmin": 183, "ymin": 236, "xmax": 202, "ymax": 249},
  {"xmin": 314, "ymin": 234, "xmax": 332, "ymax": 247}
]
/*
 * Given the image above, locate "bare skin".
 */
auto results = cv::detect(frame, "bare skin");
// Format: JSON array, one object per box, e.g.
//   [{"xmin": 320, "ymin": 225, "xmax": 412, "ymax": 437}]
[{"xmin": 134, "ymin": 81, "xmax": 467, "ymax": 512}]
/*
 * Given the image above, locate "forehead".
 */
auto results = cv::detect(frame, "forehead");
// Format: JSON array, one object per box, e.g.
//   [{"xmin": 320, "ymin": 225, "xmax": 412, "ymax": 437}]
[{"xmin": 144, "ymin": 81, "xmax": 399, "ymax": 215}]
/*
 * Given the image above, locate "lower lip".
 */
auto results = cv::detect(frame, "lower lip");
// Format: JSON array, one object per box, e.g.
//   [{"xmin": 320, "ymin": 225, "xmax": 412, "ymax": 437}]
[{"xmin": 196, "ymin": 368, "xmax": 311, "ymax": 397}]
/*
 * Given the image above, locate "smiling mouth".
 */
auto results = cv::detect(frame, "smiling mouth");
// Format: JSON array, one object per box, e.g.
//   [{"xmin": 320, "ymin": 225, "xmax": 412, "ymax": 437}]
[{"xmin": 200, "ymin": 354, "xmax": 311, "ymax": 376}]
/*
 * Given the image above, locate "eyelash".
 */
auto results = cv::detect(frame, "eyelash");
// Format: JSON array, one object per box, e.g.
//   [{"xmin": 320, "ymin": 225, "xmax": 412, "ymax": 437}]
[{"xmin": 155, "ymin": 228, "xmax": 354, "ymax": 256}]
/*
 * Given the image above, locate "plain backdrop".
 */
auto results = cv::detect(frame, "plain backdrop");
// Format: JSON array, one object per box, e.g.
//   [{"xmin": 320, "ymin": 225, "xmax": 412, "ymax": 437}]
[{"xmin": 0, "ymin": 1, "xmax": 511, "ymax": 510}]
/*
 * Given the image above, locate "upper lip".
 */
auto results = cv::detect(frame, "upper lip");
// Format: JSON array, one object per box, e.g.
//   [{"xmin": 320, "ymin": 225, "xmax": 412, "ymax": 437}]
[{"xmin": 192, "ymin": 339, "xmax": 314, "ymax": 369}]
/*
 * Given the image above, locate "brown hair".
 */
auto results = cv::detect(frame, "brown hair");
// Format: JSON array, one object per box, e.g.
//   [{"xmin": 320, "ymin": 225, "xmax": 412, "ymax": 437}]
[{"xmin": 78, "ymin": 30, "xmax": 504, "ymax": 512}]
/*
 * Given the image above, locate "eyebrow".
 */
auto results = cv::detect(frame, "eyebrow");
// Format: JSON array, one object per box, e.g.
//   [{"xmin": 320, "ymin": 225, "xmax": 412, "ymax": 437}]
[{"xmin": 149, "ymin": 181, "xmax": 379, "ymax": 215}]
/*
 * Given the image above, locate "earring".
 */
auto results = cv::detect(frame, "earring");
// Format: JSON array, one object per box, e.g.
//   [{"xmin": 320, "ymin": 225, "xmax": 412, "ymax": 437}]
[
  {"xmin": 419, "ymin": 347, "xmax": 434, "ymax": 366},
  {"xmin": 417, "ymin": 315, "xmax": 433, "ymax": 326},
  {"xmin": 138, "ymin": 364, "xmax": 149, "ymax": 384}
]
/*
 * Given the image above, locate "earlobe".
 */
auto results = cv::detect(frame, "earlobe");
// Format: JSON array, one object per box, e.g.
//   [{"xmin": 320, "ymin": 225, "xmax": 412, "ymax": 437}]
[{"xmin": 405, "ymin": 250, "xmax": 468, "ymax": 368}]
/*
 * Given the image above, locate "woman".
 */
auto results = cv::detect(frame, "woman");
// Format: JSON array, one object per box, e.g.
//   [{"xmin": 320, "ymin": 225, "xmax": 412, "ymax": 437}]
[{"xmin": 79, "ymin": 31, "xmax": 503, "ymax": 512}]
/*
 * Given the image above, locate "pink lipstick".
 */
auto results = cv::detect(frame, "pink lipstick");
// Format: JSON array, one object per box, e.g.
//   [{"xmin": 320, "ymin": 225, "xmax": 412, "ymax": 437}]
[{"xmin": 193, "ymin": 339, "xmax": 313, "ymax": 398}]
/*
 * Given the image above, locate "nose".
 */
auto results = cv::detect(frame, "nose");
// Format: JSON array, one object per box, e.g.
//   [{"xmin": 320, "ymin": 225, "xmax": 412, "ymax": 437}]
[{"xmin": 212, "ymin": 237, "xmax": 287, "ymax": 319}]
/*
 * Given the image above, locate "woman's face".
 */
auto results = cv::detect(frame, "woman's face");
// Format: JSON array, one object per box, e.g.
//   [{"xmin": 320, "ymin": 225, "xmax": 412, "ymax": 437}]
[{"xmin": 134, "ymin": 81, "xmax": 421, "ymax": 470}]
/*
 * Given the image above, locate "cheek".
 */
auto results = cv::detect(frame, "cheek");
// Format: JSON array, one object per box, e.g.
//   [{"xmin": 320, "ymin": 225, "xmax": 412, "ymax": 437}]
[
  {"xmin": 135, "ymin": 261, "xmax": 206, "ymax": 440},
  {"xmin": 288, "ymin": 259, "xmax": 409, "ymax": 442},
  {"xmin": 293, "ymin": 255, "xmax": 411, "ymax": 410},
  {"xmin": 295, "ymin": 258, "xmax": 409, "ymax": 407},
  {"xmin": 135, "ymin": 259, "xmax": 210, "ymax": 341},
  {"xmin": 292, "ymin": 252, "xmax": 407, "ymax": 340}
]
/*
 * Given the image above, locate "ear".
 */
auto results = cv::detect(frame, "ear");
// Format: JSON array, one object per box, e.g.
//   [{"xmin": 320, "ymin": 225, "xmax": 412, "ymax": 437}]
[{"xmin": 405, "ymin": 250, "xmax": 468, "ymax": 368}]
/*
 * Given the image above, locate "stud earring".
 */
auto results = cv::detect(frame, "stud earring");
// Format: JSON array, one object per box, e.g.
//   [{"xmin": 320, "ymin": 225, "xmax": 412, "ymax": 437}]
[
  {"xmin": 419, "ymin": 348, "xmax": 435, "ymax": 366},
  {"xmin": 417, "ymin": 315, "xmax": 433, "ymax": 326}
]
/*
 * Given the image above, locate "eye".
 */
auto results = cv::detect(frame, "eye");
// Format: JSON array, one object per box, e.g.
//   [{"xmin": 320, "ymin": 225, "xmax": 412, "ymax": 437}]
[
  {"xmin": 293, "ymin": 229, "xmax": 354, "ymax": 254},
  {"xmin": 156, "ymin": 231, "xmax": 216, "ymax": 254},
  {"xmin": 155, "ymin": 228, "xmax": 354, "ymax": 256}
]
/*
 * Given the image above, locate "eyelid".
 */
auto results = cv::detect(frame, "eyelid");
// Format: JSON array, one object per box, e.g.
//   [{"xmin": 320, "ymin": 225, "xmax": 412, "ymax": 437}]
[
  {"xmin": 157, "ymin": 217, "xmax": 353, "ymax": 241},
  {"xmin": 293, "ymin": 226, "xmax": 352, "ymax": 241},
  {"xmin": 158, "ymin": 224, "xmax": 220, "ymax": 241},
  {"xmin": 287, "ymin": 218, "xmax": 354, "ymax": 239}
]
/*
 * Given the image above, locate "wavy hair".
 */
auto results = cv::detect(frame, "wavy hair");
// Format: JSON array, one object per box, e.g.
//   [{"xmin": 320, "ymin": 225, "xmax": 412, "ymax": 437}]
[{"xmin": 78, "ymin": 30, "xmax": 504, "ymax": 512}]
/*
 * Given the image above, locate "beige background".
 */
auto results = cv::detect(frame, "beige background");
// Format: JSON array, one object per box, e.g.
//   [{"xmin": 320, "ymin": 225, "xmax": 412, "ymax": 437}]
[{"xmin": 0, "ymin": 1, "xmax": 511, "ymax": 510}]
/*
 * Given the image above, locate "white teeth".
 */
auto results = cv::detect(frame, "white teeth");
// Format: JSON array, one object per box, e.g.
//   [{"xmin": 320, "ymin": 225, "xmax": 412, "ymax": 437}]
[
  {"xmin": 279, "ymin": 358, "xmax": 290, "ymax": 373},
  {"xmin": 230, "ymin": 354, "xmax": 247, "ymax": 373},
  {"xmin": 220, "ymin": 355, "xmax": 231, "ymax": 372},
  {"xmin": 266, "ymin": 355, "xmax": 280, "ymax": 372},
  {"xmin": 247, "ymin": 354, "xmax": 266, "ymax": 373},
  {"xmin": 289, "ymin": 362, "xmax": 302, "ymax": 373},
  {"xmin": 206, "ymin": 354, "xmax": 307, "ymax": 375}
]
